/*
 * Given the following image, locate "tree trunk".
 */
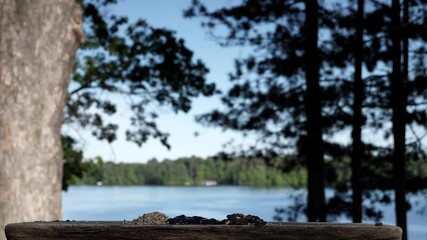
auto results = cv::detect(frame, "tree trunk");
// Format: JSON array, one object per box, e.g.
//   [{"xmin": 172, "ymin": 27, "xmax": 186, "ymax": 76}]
[
  {"xmin": 304, "ymin": 0, "xmax": 326, "ymax": 222},
  {"xmin": 351, "ymin": 0, "xmax": 364, "ymax": 224},
  {"xmin": 0, "ymin": 1, "xmax": 83, "ymax": 239},
  {"xmin": 391, "ymin": 0, "xmax": 407, "ymax": 239}
]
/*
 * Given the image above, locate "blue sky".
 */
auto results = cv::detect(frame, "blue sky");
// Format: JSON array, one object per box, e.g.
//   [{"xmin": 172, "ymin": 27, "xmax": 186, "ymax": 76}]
[{"xmin": 65, "ymin": 0, "xmax": 257, "ymax": 163}]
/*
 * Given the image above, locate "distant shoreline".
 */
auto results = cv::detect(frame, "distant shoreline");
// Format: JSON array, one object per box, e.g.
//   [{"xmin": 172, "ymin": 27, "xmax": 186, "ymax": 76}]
[
  {"xmin": 70, "ymin": 157, "xmax": 307, "ymax": 188},
  {"xmin": 69, "ymin": 183, "xmax": 297, "ymax": 188}
]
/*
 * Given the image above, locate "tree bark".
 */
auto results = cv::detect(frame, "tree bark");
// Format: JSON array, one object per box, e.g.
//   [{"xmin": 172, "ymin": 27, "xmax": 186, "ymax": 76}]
[
  {"xmin": 351, "ymin": 0, "xmax": 364, "ymax": 224},
  {"xmin": 0, "ymin": 1, "xmax": 83, "ymax": 239},
  {"xmin": 391, "ymin": 0, "xmax": 407, "ymax": 239},
  {"xmin": 304, "ymin": 0, "xmax": 326, "ymax": 222}
]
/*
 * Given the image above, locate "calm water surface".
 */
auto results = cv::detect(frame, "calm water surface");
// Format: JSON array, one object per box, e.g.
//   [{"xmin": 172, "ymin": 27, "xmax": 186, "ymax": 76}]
[{"xmin": 63, "ymin": 186, "xmax": 427, "ymax": 239}]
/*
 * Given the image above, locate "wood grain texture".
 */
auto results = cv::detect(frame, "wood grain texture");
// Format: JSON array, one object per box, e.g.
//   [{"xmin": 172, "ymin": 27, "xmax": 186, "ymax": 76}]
[{"xmin": 5, "ymin": 222, "xmax": 402, "ymax": 240}]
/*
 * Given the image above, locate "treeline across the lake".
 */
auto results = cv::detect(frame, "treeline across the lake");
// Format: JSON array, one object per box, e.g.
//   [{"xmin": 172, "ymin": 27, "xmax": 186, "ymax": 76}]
[
  {"xmin": 69, "ymin": 156, "xmax": 307, "ymax": 187},
  {"xmin": 69, "ymin": 155, "xmax": 427, "ymax": 189}
]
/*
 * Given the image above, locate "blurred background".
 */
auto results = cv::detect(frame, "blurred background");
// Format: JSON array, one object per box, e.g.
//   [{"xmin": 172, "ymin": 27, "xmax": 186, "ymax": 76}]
[{"xmin": 58, "ymin": 0, "xmax": 426, "ymax": 239}]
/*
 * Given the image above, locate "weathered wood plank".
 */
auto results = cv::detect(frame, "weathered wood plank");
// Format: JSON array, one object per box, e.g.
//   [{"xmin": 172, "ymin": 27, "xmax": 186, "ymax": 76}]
[{"xmin": 5, "ymin": 222, "xmax": 402, "ymax": 240}]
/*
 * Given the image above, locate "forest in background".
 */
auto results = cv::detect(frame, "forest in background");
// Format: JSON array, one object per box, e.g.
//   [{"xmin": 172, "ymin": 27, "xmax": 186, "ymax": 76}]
[
  {"xmin": 68, "ymin": 156, "xmax": 307, "ymax": 187},
  {"xmin": 68, "ymin": 155, "xmax": 427, "ymax": 191}
]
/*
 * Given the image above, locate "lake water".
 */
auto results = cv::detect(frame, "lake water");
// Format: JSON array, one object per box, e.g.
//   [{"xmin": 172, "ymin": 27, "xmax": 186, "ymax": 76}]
[{"xmin": 63, "ymin": 186, "xmax": 427, "ymax": 240}]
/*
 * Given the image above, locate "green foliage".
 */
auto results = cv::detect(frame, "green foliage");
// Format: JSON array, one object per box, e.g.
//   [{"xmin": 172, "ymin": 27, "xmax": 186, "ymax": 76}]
[
  {"xmin": 74, "ymin": 156, "xmax": 307, "ymax": 188},
  {"xmin": 62, "ymin": 138, "xmax": 104, "ymax": 191},
  {"xmin": 65, "ymin": 0, "xmax": 216, "ymax": 149},
  {"xmin": 70, "ymin": 153, "xmax": 427, "ymax": 190},
  {"xmin": 62, "ymin": 135, "xmax": 84, "ymax": 191}
]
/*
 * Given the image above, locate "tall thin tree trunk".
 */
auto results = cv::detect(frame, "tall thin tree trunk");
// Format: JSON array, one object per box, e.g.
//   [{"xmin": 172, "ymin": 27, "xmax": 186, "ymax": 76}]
[
  {"xmin": 391, "ymin": 0, "xmax": 407, "ymax": 239},
  {"xmin": 0, "ymin": 1, "xmax": 83, "ymax": 240},
  {"xmin": 351, "ymin": 0, "xmax": 364, "ymax": 224},
  {"xmin": 304, "ymin": 0, "xmax": 326, "ymax": 222}
]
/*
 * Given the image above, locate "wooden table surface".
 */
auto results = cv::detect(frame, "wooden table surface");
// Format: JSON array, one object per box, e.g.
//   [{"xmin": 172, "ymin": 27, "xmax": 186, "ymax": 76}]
[{"xmin": 5, "ymin": 221, "xmax": 402, "ymax": 240}]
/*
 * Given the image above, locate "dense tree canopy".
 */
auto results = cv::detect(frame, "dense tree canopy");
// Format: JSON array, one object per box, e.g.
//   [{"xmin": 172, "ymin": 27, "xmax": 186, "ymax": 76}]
[{"xmin": 71, "ymin": 156, "xmax": 307, "ymax": 187}]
